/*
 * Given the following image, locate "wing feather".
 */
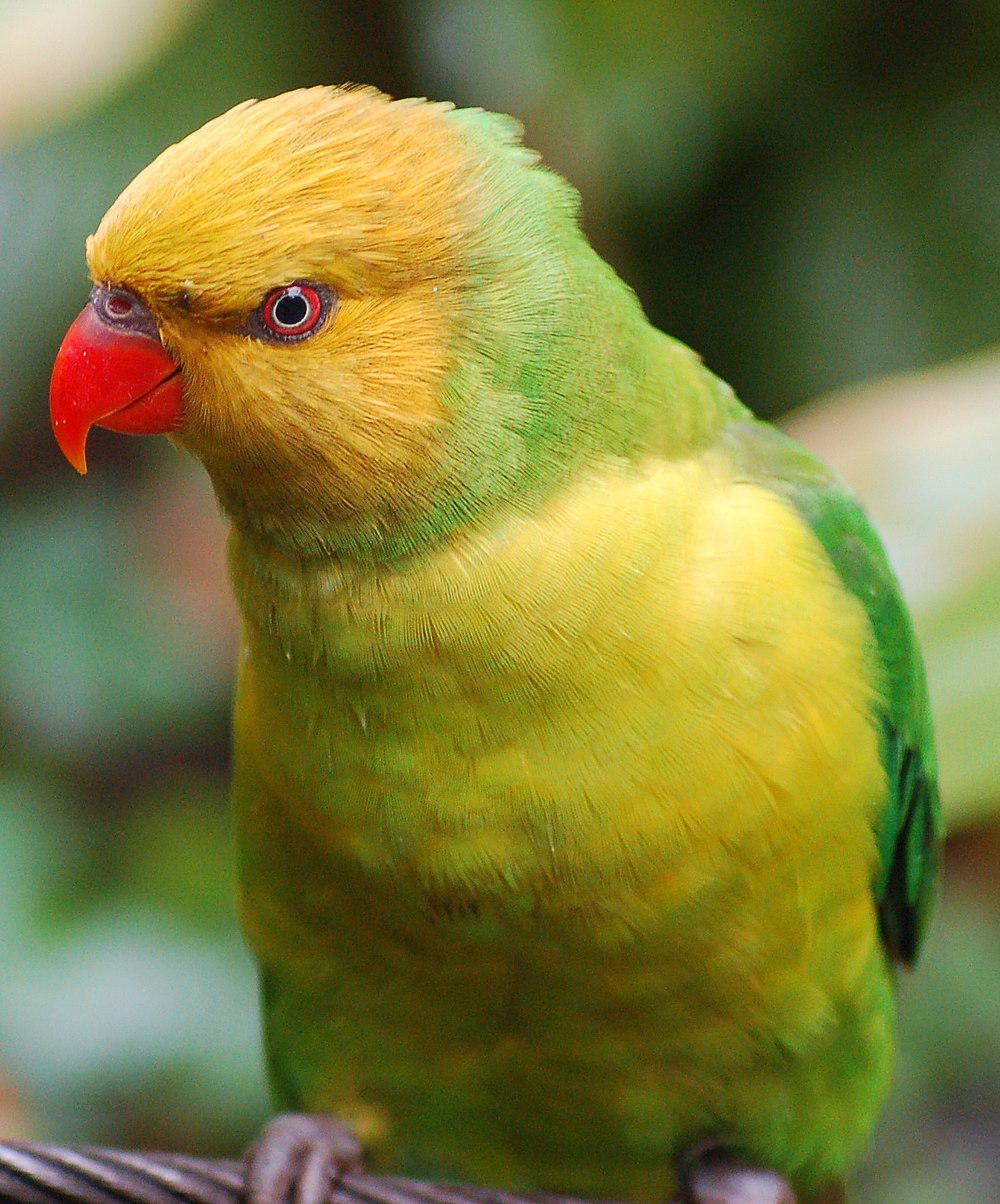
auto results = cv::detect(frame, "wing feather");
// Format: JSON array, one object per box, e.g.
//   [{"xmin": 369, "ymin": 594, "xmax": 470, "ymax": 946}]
[{"xmin": 720, "ymin": 421, "xmax": 941, "ymax": 965}]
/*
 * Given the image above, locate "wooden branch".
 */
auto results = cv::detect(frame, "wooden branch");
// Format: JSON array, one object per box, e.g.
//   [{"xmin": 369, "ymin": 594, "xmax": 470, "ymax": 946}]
[{"xmin": 0, "ymin": 1143, "xmax": 592, "ymax": 1204}]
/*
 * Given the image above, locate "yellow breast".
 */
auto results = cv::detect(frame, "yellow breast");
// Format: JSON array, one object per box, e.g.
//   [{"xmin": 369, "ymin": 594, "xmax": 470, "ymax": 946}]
[
  {"xmin": 233, "ymin": 452, "xmax": 884, "ymax": 906},
  {"xmin": 231, "ymin": 452, "xmax": 893, "ymax": 1195}
]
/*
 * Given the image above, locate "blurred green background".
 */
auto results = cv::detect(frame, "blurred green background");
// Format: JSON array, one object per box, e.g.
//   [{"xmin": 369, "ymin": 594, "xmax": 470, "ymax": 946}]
[{"xmin": 0, "ymin": 2, "xmax": 997, "ymax": 1201}]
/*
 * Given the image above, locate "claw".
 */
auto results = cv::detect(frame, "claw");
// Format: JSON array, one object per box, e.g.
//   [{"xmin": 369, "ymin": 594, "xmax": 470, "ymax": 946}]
[
  {"xmin": 679, "ymin": 1146, "xmax": 798, "ymax": 1204},
  {"xmin": 246, "ymin": 1113, "xmax": 364, "ymax": 1204}
]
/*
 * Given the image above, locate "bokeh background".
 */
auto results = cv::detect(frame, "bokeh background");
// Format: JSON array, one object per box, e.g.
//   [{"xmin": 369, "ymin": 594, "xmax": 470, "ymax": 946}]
[{"xmin": 0, "ymin": 2, "xmax": 997, "ymax": 1201}]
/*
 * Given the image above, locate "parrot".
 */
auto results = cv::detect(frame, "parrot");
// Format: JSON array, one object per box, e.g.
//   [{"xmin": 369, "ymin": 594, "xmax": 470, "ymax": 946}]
[{"xmin": 48, "ymin": 87, "xmax": 940, "ymax": 1204}]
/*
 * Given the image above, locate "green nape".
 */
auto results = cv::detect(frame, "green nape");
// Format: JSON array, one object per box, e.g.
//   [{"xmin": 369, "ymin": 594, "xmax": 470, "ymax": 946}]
[{"xmin": 326, "ymin": 104, "xmax": 747, "ymax": 566}]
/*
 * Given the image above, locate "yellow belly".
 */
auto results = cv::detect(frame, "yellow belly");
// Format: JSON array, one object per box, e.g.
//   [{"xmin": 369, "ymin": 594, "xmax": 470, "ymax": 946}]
[{"xmin": 232, "ymin": 454, "xmax": 894, "ymax": 1197}]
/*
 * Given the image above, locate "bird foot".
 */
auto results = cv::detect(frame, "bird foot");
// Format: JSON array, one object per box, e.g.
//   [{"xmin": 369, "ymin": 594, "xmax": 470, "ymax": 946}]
[
  {"xmin": 678, "ymin": 1146, "xmax": 798, "ymax": 1204},
  {"xmin": 246, "ymin": 1112, "xmax": 364, "ymax": 1204}
]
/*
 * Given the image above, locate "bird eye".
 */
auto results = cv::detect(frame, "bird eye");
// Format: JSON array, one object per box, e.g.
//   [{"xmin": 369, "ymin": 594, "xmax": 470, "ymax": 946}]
[
  {"xmin": 104, "ymin": 290, "xmax": 135, "ymax": 319},
  {"xmin": 95, "ymin": 287, "xmax": 143, "ymax": 324},
  {"xmin": 257, "ymin": 283, "xmax": 330, "ymax": 342}
]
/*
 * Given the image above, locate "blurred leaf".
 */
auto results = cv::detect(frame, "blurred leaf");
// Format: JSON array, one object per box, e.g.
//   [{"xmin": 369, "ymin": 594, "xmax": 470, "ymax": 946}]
[
  {"xmin": 0, "ymin": 1, "xmax": 205, "ymax": 147},
  {"xmin": 0, "ymin": 770, "xmax": 266, "ymax": 1147},
  {"xmin": 858, "ymin": 885, "xmax": 1000, "ymax": 1203},
  {"xmin": 0, "ymin": 1066, "xmax": 34, "ymax": 1142},
  {"xmin": 410, "ymin": 0, "xmax": 851, "ymax": 207},
  {"xmin": 119, "ymin": 777, "xmax": 236, "ymax": 934},
  {"xmin": 0, "ymin": 485, "xmax": 228, "ymax": 752},
  {"xmin": 753, "ymin": 89, "xmax": 1000, "ymax": 409}
]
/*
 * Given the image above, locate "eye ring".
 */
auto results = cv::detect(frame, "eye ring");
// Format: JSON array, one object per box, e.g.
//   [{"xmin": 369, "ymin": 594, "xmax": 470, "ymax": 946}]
[
  {"xmin": 255, "ymin": 282, "xmax": 332, "ymax": 343},
  {"xmin": 103, "ymin": 289, "xmax": 136, "ymax": 320}
]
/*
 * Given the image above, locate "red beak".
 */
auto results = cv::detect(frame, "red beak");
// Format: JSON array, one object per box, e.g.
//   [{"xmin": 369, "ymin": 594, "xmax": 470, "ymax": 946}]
[{"xmin": 50, "ymin": 300, "xmax": 184, "ymax": 474}]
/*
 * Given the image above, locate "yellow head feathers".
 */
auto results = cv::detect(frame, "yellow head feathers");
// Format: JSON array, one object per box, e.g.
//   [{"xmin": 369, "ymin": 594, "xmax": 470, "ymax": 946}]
[
  {"xmin": 75, "ymin": 86, "xmax": 651, "ymax": 562},
  {"xmin": 86, "ymin": 88, "xmax": 506, "ymax": 552},
  {"xmin": 88, "ymin": 86, "xmax": 479, "ymax": 312}
]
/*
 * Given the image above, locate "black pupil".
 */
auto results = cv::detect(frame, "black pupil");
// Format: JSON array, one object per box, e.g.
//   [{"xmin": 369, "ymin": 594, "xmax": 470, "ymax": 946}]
[{"xmin": 274, "ymin": 292, "xmax": 309, "ymax": 327}]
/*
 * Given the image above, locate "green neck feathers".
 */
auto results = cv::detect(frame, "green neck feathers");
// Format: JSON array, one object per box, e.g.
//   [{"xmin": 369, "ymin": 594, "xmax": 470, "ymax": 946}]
[{"xmin": 218, "ymin": 107, "xmax": 744, "ymax": 567}]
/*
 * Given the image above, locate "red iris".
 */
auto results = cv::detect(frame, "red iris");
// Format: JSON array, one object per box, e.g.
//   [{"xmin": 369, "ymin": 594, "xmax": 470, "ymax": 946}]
[{"xmin": 261, "ymin": 284, "xmax": 324, "ymax": 338}]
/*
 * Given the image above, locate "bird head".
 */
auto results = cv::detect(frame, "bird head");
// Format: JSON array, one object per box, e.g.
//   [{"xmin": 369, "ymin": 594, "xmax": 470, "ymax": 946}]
[{"xmin": 50, "ymin": 87, "xmax": 644, "ymax": 560}]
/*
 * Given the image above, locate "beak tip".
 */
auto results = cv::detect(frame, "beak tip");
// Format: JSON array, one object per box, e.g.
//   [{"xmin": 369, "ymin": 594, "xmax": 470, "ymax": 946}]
[
  {"xmin": 57, "ymin": 444, "xmax": 89, "ymax": 475},
  {"xmin": 50, "ymin": 413, "xmax": 90, "ymax": 474}
]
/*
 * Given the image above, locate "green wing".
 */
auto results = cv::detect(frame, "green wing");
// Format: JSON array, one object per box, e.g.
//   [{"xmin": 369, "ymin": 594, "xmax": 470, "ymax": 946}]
[{"xmin": 721, "ymin": 420, "xmax": 941, "ymax": 966}]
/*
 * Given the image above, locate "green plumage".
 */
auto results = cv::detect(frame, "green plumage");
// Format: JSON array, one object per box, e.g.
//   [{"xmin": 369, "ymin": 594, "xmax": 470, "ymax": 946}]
[
  {"xmin": 223, "ymin": 101, "xmax": 941, "ymax": 1201},
  {"xmin": 722, "ymin": 421, "xmax": 941, "ymax": 963},
  {"xmin": 82, "ymin": 88, "xmax": 941, "ymax": 1202}
]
